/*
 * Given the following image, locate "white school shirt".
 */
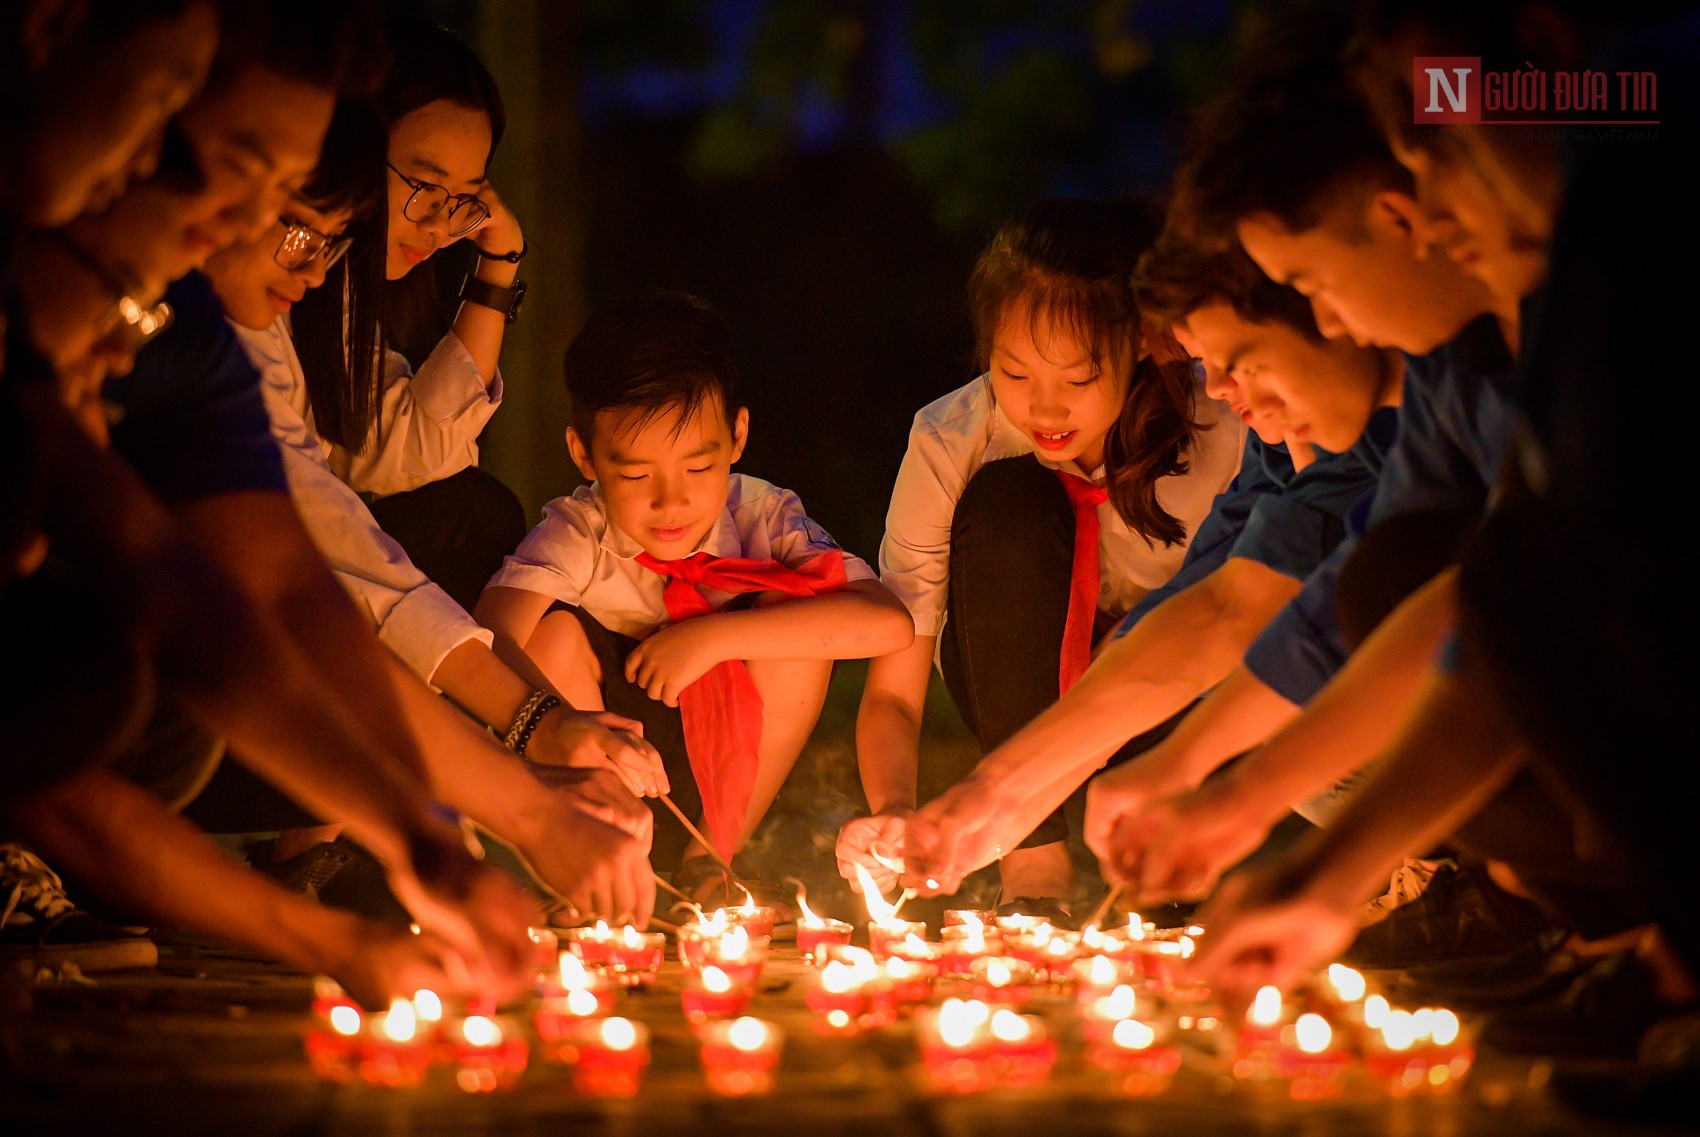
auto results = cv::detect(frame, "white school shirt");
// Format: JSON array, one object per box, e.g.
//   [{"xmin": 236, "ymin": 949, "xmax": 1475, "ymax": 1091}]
[
  {"xmin": 880, "ymin": 373, "xmax": 1246, "ymax": 638},
  {"xmin": 487, "ymin": 474, "xmax": 878, "ymax": 640},
  {"xmin": 236, "ymin": 318, "xmax": 493, "ymax": 681}
]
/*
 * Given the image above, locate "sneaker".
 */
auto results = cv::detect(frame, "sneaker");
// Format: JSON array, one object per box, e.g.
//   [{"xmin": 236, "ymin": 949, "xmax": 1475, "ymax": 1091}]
[
  {"xmin": 1394, "ymin": 927, "xmax": 1586, "ymax": 1009},
  {"xmin": 1359, "ymin": 858, "xmax": 1442, "ymax": 927},
  {"xmin": 1481, "ymin": 952, "xmax": 1681, "ymax": 1058},
  {"xmin": 1341, "ymin": 860, "xmax": 1554, "ymax": 971},
  {"xmin": 0, "ymin": 843, "xmax": 158, "ymax": 971},
  {"xmin": 248, "ymin": 837, "xmax": 358, "ymax": 898},
  {"xmin": 251, "ymin": 837, "xmax": 409, "ymax": 924}
]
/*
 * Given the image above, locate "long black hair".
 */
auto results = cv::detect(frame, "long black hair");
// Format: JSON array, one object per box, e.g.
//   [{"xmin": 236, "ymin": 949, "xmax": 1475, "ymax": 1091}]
[
  {"xmin": 288, "ymin": 100, "xmax": 389, "ymax": 452},
  {"xmin": 967, "ymin": 197, "xmax": 1201, "ymax": 546}
]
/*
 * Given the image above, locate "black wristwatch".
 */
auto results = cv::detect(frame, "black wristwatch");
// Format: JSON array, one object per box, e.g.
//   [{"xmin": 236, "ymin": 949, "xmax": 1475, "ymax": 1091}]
[
  {"xmin": 478, "ymin": 240, "xmax": 527, "ymax": 264},
  {"xmin": 459, "ymin": 274, "xmax": 527, "ymax": 323}
]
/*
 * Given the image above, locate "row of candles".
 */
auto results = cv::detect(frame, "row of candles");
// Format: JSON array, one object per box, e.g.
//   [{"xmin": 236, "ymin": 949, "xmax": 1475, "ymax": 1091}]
[{"xmin": 306, "ymin": 881, "xmax": 1472, "ymax": 1100}]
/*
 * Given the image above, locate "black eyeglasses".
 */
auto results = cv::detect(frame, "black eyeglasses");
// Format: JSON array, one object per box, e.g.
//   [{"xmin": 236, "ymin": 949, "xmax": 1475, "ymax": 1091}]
[
  {"xmin": 274, "ymin": 217, "xmax": 352, "ymax": 273},
  {"xmin": 387, "ymin": 163, "xmax": 489, "ymax": 237}
]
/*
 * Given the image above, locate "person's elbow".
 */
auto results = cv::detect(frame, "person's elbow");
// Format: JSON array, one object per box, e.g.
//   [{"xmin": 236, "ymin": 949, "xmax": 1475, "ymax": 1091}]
[{"xmin": 850, "ymin": 581, "xmax": 917, "ymax": 655}]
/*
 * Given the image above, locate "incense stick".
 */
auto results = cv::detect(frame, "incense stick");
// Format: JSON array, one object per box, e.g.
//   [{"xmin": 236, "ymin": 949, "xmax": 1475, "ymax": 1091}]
[
  {"xmin": 1082, "ymin": 882, "xmax": 1126, "ymax": 930},
  {"xmin": 657, "ymin": 793, "xmax": 739, "ymax": 881},
  {"xmin": 652, "ymin": 872, "xmax": 692, "ymax": 905}
]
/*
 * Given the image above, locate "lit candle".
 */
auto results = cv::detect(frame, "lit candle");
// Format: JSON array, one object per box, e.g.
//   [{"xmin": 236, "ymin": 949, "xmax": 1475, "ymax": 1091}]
[
  {"xmin": 447, "ymin": 1014, "xmax": 528, "ymax": 1093},
  {"xmin": 1073, "ymin": 954, "xmax": 1137, "ymax": 1004},
  {"xmin": 536, "ymin": 954, "xmax": 618, "ymax": 1048},
  {"xmin": 1233, "ymin": 985, "xmax": 1288, "ymax": 1081},
  {"xmin": 917, "ymin": 999, "xmax": 997, "ymax": 1093},
  {"xmin": 699, "ymin": 1016, "xmax": 783, "ymax": 1096},
  {"xmin": 606, "ymin": 926, "xmax": 666, "ymax": 985},
  {"xmin": 965, "ymin": 956, "xmax": 1036, "ymax": 1006},
  {"xmin": 696, "ymin": 925, "xmax": 770, "ymax": 988},
  {"xmin": 1091, "ymin": 1017, "xmax": 1183, "ymax": 1096},
  {"xmin": 725, "ymin": 886, "xmax": 779, "ymax": 940},
  {"xmin": 794, "ymin": 891, "xmax": 854, "ymax": 964},
  {"xmin": 563, "ymin": 1016, "xmax": 650, "ymax": 1097},
  {"xmin": 1365, "ymin": 1006, "xmax": 1473, "ymax": 1096},
  {"xmin": 873, "ymin": 954, "xmax": 934, "ymax": 1017},
  {"xmin": 942, "ymin": 908, "xmax": 998, "ymax": 928},
  {"xmin": 854, "ymin": 864, "xmax": 927, "ymax": 960},
  {"xmin": 986, "ymin": 1009, "xmax": 1057, "ymax": 1088},
  {"xmin": 681, "ymin": 965, "xmax": 754, "ymax": 1027},
  {"xmin": 528, "ymin": 927, "xmax": 560, "ymax": 976},
  {"xmin": 1081, "ymin": 982, "xmax": 1140, "ymax": 1044},
  {"xmin": 805, "ymin": 959, "xmax": 874, "ymax": 1034},
  {"xmin": 561, "ymin": 920, "xmax": 617, "ymax": 968},
  {"xmin": 938, "ymin": 913, "xmax": 1000, "ymax": 976},
  {"xmin": 1277, "ymin": 1013, "xmax": 1350, "ymax": 1100},
  {"xmin": 304, "ymin": 1000, "xmax": 362, "ymax": 1082},
  {"xmin": 355, "ymin": 998, "xmax": 435, "ymax": 1087}
]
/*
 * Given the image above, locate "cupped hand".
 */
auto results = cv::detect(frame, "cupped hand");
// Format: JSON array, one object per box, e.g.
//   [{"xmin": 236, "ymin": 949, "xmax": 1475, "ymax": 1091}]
[
  {"xmin": 625, "ymin": 620, "xmax": 725, "ymax": 708},
  {"xmin": 384, "ymin": 829, "xmax": 536, "ymax": 1001},
  {"xmin": 1108, "ymin": 781, "xmax": 1275, "ymax": 905},
  {"xmin": 331, "ymin": 920, "xmax": 480, "ymax": 1009},
  {"xmin": 1082, "ymin": 758, "xmax": 1184, "ymax": 881},
  {"xmin": 515, "ymin": 805, "xmax": 656, "ymax": 929},
  {"xmin": 835, "ymin": 808, "xmax": 911, "ymax": 895},
  {"xmin": 530, "ymin": 763, "xmax": 654, "ymax": 843}
]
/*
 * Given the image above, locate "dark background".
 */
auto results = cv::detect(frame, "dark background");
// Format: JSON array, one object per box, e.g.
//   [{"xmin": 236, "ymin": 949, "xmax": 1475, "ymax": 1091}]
[{"xmin": 392, "ymin": 0, "xmax": 1322, "ymax": 905}]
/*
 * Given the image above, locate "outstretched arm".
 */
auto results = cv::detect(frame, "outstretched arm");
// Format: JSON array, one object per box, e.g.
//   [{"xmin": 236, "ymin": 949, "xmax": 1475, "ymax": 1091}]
[{"xmin": 837, "ymin": 636, "xmax": 935, "ymax": 893}]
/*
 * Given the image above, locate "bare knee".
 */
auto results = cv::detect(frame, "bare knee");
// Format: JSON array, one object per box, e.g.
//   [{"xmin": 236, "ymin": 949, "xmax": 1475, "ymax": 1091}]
[{"xmin": 529, "ymin": 610, "xmax": 603, "ymax": 689}]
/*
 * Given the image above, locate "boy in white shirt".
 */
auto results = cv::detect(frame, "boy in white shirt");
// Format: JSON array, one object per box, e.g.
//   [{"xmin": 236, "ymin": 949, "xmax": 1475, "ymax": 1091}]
[{"xmin": 478, "ymin": 294, "xmax": 915, "ymax": 905}]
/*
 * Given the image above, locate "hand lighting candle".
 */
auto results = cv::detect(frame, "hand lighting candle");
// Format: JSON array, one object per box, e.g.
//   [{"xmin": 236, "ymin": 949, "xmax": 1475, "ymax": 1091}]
[{"xmin": 700, "ymin": 1016, "xmax": 784, "ymax": 1096}]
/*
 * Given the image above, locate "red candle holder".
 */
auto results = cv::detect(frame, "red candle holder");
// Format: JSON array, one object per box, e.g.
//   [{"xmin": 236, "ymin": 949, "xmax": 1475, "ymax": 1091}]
[
  {"xmin": 560, "ymin": 1017, "xmax": 651, "ymax": 1098},
  {"xmin": 797, "ymin": 918, "xmax": 855, "ymax": 964},
  {"xmin": 726, "ymin": 903, "xmax": 779, "ymax": 941},
  {"xmin": 527, "ymin": 927, "xmax": 560, "ymax": 976},
  {"xmin": 606, "ymin": 928, "xmax": 666, "ymax": 986},
  {"xmin": 1364, "ymin": 1008, "xmax": 1473, "ymax": 1096},
  {"xmin": 1081, "ymin": 983, "xmax": 1141, "ymax": 1044},
  {"xmin": 874, "ymin": 955, "xmax": 935, "ymax": 1015},
  {"xmin": 447, "ymin": 1014, "xmax": 528, "ymax": 1093},
  {"xmin": 1273, "ymin": 1013, "xmax": 1350, "ymax": 1100},
  {"xmin": 1090, "ymin": 1018, "xmax": 1182, "ymax": 1097},
  {"xmin": 696, "ymin": 930, "xmax": 770, "ymax": 988},
  {"xmin": 942, "ymin": 908, "xmax": 998, "ymax": 928},
  {"xmin": 916, "ymin": 1001, "xmax": 1055, "ymax": 1093},
  {"xmin": 868, "ymin": 919, "xmax": 927, "ymax": 961},
  {"xmin": 1073, "ymin": 954, "xmax": 1138, "ymax": 1003},
  {"xmin": 354, "ymin": 999, "xmax": 435, "ymax": 1088},
  {"xmin": 806, "ymin": 959, "xmax": 876, "ymax": 1035},
  {"xmin": 305, "ymin": 1001, "xmax": 362, "ymax": 1082},
  {"xmin": 681, "ymin": 965, "xmax": 754, "ymax": 1027},
  {"xmin": 937, "ymin": 924, "xmax": 1001, "ymax": 977},
  {"xmin": 561, "ymin": 922, "xmax": 617, "ymax": 969},
  {"xmin": 964, "ymin": 956, "xmax": 1035, "ymax": 1006},
  {"xmin": 1232, "ymin": 986, "xmax": 1291, "ymax": 1082},
  {"xmin": 699, "ymin": 1017, "xmax": 783, "ymax": 1096}
]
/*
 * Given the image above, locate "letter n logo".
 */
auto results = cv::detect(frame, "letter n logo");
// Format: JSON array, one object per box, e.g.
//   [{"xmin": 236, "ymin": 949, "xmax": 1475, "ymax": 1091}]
[{"xmin": 1413, "ymin": 57, "xmax": 1480, "ymax": 123}]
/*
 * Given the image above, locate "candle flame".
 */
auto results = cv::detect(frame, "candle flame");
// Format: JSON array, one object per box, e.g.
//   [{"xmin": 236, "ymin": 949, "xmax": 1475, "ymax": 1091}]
[
  {"xmin": 1046, "ymin": 936, "xmax": 1074, "ymax": 957},
  {"xmin": 727, "ymin": 1017, "xmax": 769, "ymax": 1051},
  {"xmin": 826, "ymin": 1009, "xmax": 851, "ymax": 1029},
  {"xmin": 1185, "ymin": 924, "xmax": 1206, "ymax": 937},
  {"xmin": 593, "ymin": 919, "xmax": 611, "ymax": 937},
  {"xmin": 411, "ymin": 989, "xmax": 442, "ymax": 1022},
  {"xmin": 1248, "ymin": 986, "xmax": 1282, "ymax": 1027},
  {"xmin": 820, "ymin": 961, "xmax": 862, "ymax": 994},
  {"xmin": 601, "ymin": 1017, "xmax": 638, "ymax": 1050},
  {"xmin": 795, "ymin": 888, "xmax": 823, "ymax": 928},
  {"xmin": 566, "ymin": 988, "xmax": 600, "ymax": 1016},
  {"xmin": 328, "ymin": 1004, "xmax": 361, "ymax": 1036},
  {"xmin": 1178, "ymin": 935, "xmax": 1196, "ymax": 959},
  {"xmin": 462, "ymin": 1015, "xmax": 501, "ymax": 1047},
  {"xmin": 901, "ymin": 932, "xmax": 930, "ymax": 954},
  {"xmin": 1429, "ymin": 1009, "xmax": 1461, "ymax": 1047},
  {"xmin": 620, "ymin": 924, "xmax": 648, "ymax": 948},
  {"xmin": 1363, "ymin": 994, "xmax": 1390, "ymax": 1029},
  {"xmin": 1080, "ymin": 924, "xmax": 1105, "ymax": 951},
  {"xmin": 382, "ymin": 998, "xmax": 417, "ymax": 1042},
  {"xmin": 959, "ymin": 910, "xmax": 985, "ymax": 935},
  {"xmin": 1381, "ymin": 1008, "xmax": 1418, "ymax": 1050},
  {"xmin": 1327, "ymin": 963, "xmax": 1366, "ymax": 1003},
  {"xmin": 884, "ymin": 957, "xmax": 914, "ymax": 980},
  {"xmin": 1086, "ymin": 955, "xmax": 1118, "ymax": 985},
  {"xmin": 989, "ymin": 1009, "xmax": 1032, "ymax": 1043},
  {"xmin": 1125, "ymin": 913, "xmax": 1145, "ymax": 940},
  {"xmin": 1113, "ymin": 1019, "xmax": 1156, "ymax": 1050},
  {"xmin": 701, "ymin": 965, "xmax": 733, "ymax": 994},
  {"xmin": 559, "ymin": 952, "xmax": 592, "ymax": 988},
  {"xmin": 719, "ymin": 925, "xmax": 751, "ymax": 959},
  {"xmin": 853, "ymin": 864, "xmax": 901, "ymax": 925},
  {"xmin": 1294, "ymin": 1012, "xmax": 1332, "ymax": 1054},
  {"xmin": 984, "ymin": 959, "xmax": 1012, "ymax": 986},
  {"xmin": 937, "ymin": 999, "xmax": 989, "ymax": 1047}
]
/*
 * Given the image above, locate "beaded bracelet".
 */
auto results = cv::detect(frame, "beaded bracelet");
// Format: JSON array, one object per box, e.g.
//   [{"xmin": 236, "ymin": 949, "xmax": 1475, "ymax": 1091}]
[{"xmin": 502, "ymin": 690, "xmax": 562, "ymax": 755}]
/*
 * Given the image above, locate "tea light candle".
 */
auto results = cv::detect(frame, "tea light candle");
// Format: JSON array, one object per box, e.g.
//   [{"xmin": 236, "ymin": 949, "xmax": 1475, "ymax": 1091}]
[
  {"xmin": 867, "ymin": 918, "xmax": 927, "ymax": 961},
  {"xmin": 794, "ymin": 892, "xmax": 854, "ymax": 963},
  {"xmin": 965, "ymin": 956, "xmax": 1036, "ymax": 1006},
  {"xmin": 561, "ymin": 920, "xmax": 616, "ymax": 968},
  {"xmin": 726, "ymin": 889, "xmax": 779, "ymax": 940},
  {"xmin": 889, "ymin": 933, "xmax": 945, "ymax": 967},
  {"xmin": 565, "ymin": 1016, "xmax": 650, "ymax": 1097},
  {"xmin": 1278, "ymin": 1013, "xmax": 1351, "ymax": 1100},
  {"xmin": 696, "ymin": 926, "xmax": 770, "ymax": 987},
  {"xmin": 917, "ymin": 999, "xmax": 997, "ymax": 1093},
  {"xmin": 682, "ymin": 965, "xmax": 754, "ymax": 1026},
  {"xmin": 1365, "ymin": 1007, "xmax": 1473, "ymax": 1096},
  {"xmin": 877, "ymin": 955, "xmax": 935, "ymax": 1014},
  {"xmin": 939, "ymin": 918, "xmax": 1000, "ymax": 976},
  {"xmin": 994, "ymin": 913, "xmax": 1053, "ymax": 937},
  {"xmin": 448, "ymin": 1014, "xmax": 528, "ymax": 1093},
  {"xmin": 806, "ymin": 959, "xmax": 873, "ymax": 1033},
  {"xmin": 943, "ymin": 908, "xmax": 998, "ymax": 928},
  {"xmin": 699, "ymin": 1016, "xmax": 783, "ymax": 1096},
  {"xmin": 1326, "ymin": 963, "xmax": 1367, "ymax": 1004},
  {"xmin": 1081, "ymin": 982, "xmax": 1139, "ymax": 1043},
  {"xmin": 986, "ymin": 1008, "xmax": 1057, "ymax": 1088},
  {"xmin": 355, "ymin": 998, "xmax": 435, "ymax": 1087},
  {"xmin": 1091, "ymin": 1017, "xmax": 1183, "ymax": 1095},
  {"xmin": 607, "ymin": 926, "xmax": 666, "ymax": 985},
  {"xmin": 1233, "ymin": 985, "xmax": 1288, "ymax": 1080},
  {"xmin": 528, "ymin": 927, "xmax": 560, "ymax": 975},
  {"xmin": 1073, "ymin": 954, "xmax": 1137, "ymax": 1003},
  {"xmin": 305, "ymin": 1001, "xmax": 362, "ymax": 1082}
]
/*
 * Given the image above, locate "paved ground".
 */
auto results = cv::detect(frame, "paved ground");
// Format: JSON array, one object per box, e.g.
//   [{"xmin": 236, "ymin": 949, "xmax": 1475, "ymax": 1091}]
[{"xmin": 0, "ymin": 936, "xmax": 1688, "ymax": 1137}]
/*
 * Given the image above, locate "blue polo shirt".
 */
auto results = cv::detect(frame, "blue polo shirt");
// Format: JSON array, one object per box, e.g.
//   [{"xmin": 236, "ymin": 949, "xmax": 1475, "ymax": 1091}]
[
  {"xmin": 105, "ymin": 272, "xmax": 286, "ymax": 504},
  {"xmin": 1244, "ymin": 316, "xmax": 1516, "ymax": 705},
  {"xmin": 1114, "ymin": 407, "xmax": 1398, "ymax": 636}
]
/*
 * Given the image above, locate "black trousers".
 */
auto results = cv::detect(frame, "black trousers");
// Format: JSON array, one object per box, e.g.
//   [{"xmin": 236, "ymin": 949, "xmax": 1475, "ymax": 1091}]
[
  {"xmin": 937, "ymin": 456, "xmax": 1179, "ymax": 850},
  {"xmin": 367, "ymin": 466, "xmax": 528, "ymax": 613},
  {"xmin": 547, "ymin": 603, "xmax": 699, "ymax": 867},
  {"xmin": 1459, "ymin": 497, "xmax": 1687, "ymax": 958}
]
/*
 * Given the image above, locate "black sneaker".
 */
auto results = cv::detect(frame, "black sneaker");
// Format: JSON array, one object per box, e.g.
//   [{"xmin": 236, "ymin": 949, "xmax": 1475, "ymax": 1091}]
[
  {"xmin": 251, "ymin": 836, "xmax": 409, "ymax": 924},
  {"xmin": 0, "ymin": 843, "xmax": 158, "ymax": 971},
  {"xmin": 1340, "ymin": 861, "xmax": 1554, "ymax": 971},
  {"xmin": 1394, "ymin": 928, "xmax": 1586, "ymax": 1009},
  {"xmin": 1481, "ymin": 952, "xmax": 1677, "ymax": 1058}
]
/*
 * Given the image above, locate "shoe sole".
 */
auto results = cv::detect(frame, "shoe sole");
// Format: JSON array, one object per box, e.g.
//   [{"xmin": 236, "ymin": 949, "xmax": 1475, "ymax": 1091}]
[{"xmin": 0, "ymin": 938, "xmax": 160, "ymax": 972}]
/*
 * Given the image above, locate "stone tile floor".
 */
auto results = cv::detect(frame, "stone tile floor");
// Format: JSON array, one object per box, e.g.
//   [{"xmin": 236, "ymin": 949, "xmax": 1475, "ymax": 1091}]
[{"xmin": 1, "ymin": 936, "xmax": 1688, "ymax": 1137}]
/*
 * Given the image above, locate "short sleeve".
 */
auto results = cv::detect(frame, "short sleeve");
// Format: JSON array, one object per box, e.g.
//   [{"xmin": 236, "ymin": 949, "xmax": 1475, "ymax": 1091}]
[
  {"xmin": 106, "ymin": 273, "xmax": 286, "ymax": 503},
  {"xmin": 1241, "ymin": 530, "xmax": 1356, "ymax": 706},
  {"xmin": 878, "ymin": 416, "xmax": 972, "ymax": 636},
  {"xmin": 761, "ymin": 487, "xmax": 876, "ymax": 582},
  {"xmin": 484, "ymin": 493, "xmax": 602, "ymax": 607}
]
